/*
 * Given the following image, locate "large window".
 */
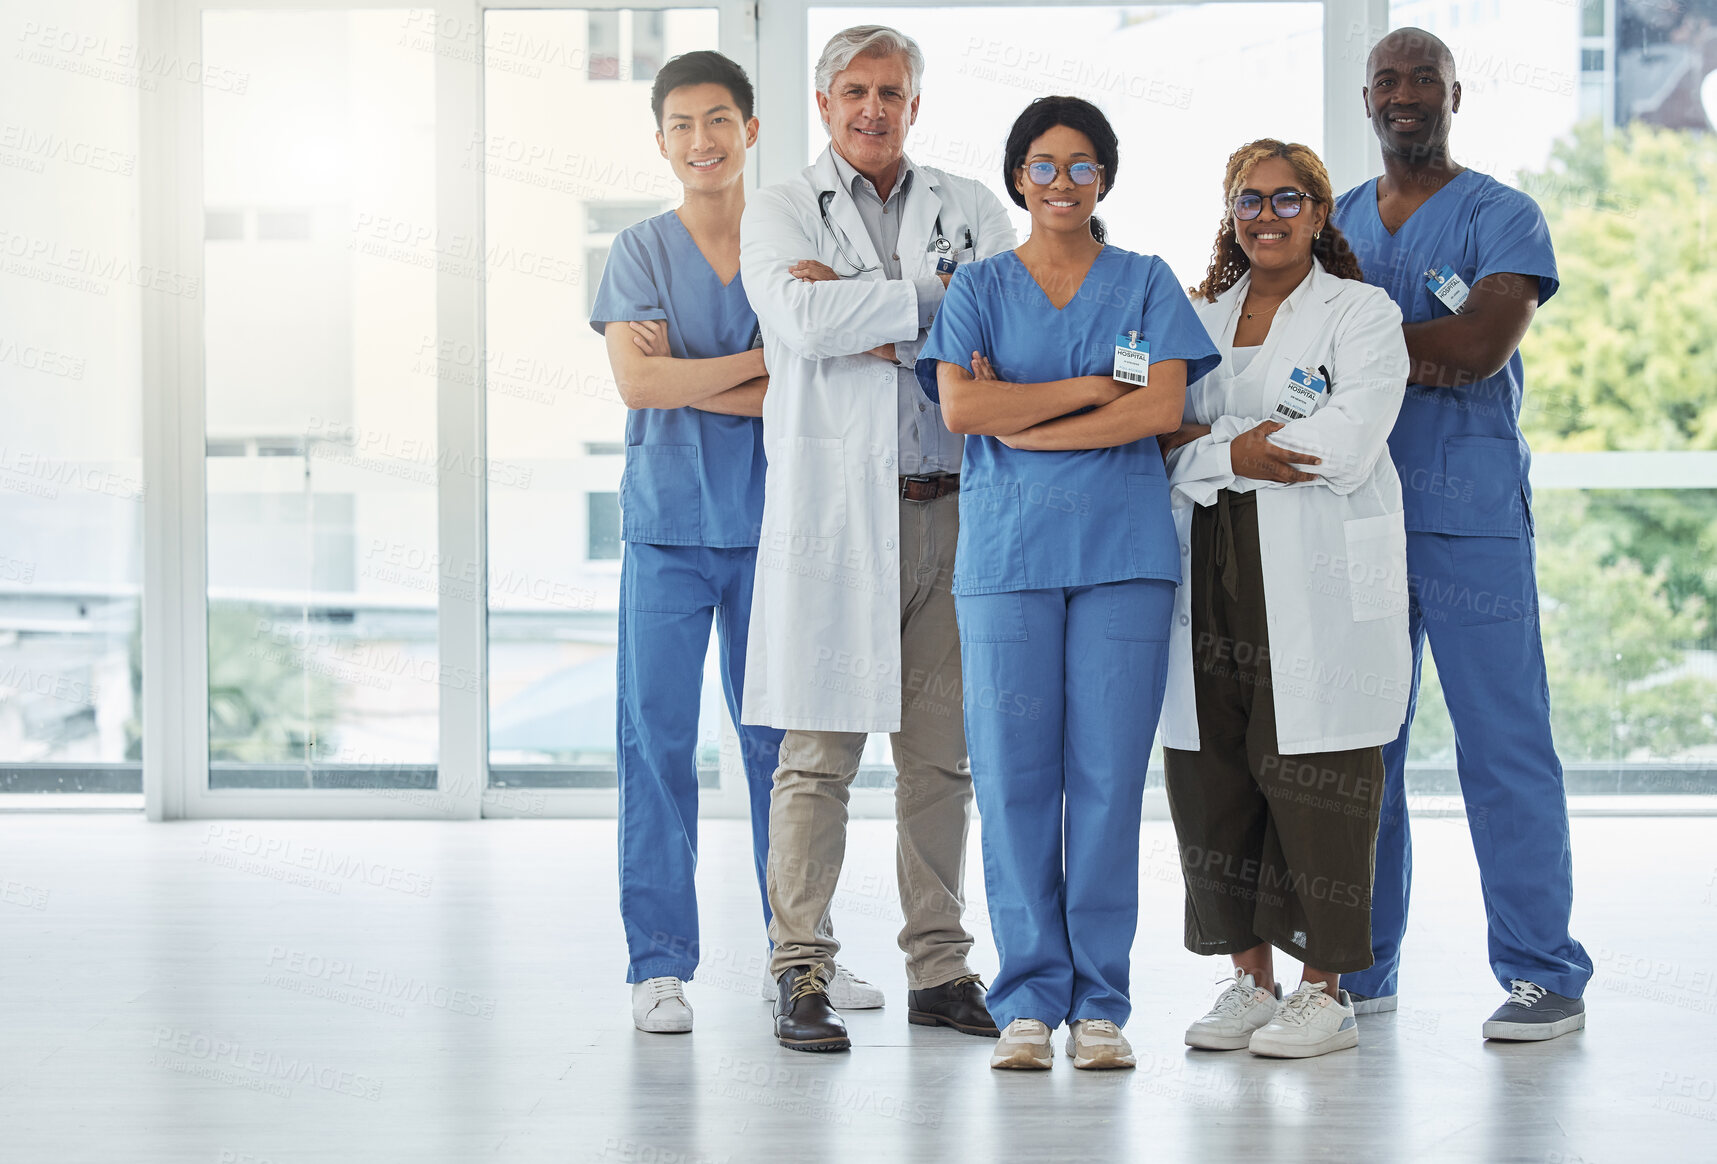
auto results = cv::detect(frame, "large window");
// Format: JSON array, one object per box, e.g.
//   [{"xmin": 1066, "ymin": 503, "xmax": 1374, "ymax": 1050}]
[
  {"xmin": 0, "ymin": 0, "xmax": 145, "ymax": 797},
  {"xmin": 482, "ymin": 8, "xmax": 733, "ymax": 789},
  {"xmin": 805, "ymin": 3, "xmax": 1324, "ymax": 781},
  {"xmin": 808, "ymin": 4, "xmax": 1325, "ymax": 288},
  {"xmin": 202, "ymin": 9, "xmax": 440, "ymax": 790},
  {"xmin": 10, "ymin": 0, "xmax": 1705, "ymax": 814},
  {"xmin": 1388, "ymin": 0, "xmax": 1717, "ymax": 790}
]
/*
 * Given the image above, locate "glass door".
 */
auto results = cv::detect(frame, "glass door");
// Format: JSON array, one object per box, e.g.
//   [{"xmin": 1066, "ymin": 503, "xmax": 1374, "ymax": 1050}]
[
  {"xmin": 145, "ymin": 0, "xmax": 485, "ymax": 818},
  {"xmin": 201, "ymin": 8, "xmax": 442, "ymax": 794},
  {"xmin": 0, "ymin": 0, "xmax": 146, "ymax": 805},
  {"xmin": 481, "ymin": 5, "xmax": 755, "ymax": 813}
]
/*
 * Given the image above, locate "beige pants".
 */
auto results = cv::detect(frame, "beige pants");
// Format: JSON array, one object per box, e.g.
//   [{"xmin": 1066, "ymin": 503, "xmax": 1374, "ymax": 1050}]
[{"xmin": 766, "ymin": 490, "xmax": 976, "ymax": 991}]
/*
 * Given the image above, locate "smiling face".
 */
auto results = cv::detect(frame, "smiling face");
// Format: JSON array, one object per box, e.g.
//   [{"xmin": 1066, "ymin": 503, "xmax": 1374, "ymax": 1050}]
[
  {"xmin": 1013, "ymin": 124, "xmax": 1105, "ymax": 240},
  {"xmin": 1231, "ymin": 156, "xmax": 1327, "ymax": 276},
  {"xmin": 816, "ymin": 51, "xmax": 917, "ymax": 179},
  {"xmin": 1363, "ymin": 32, "xmax": 1461, "ymax": 162},
  {"xmin": 656, "ymin": 82, "xmax": 757, "ymax": 193}
]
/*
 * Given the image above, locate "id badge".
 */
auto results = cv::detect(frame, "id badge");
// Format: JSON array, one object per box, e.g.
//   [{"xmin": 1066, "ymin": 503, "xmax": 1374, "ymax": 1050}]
[
  {"xmin": 1113, "ymin": 331, "xmax": 1151, "ymax": 386},
  {"xmin": 1425, "ymin": 264, "xmax": 1470, "ymax": 314},
  {"xmin": 931, "ymin": 232, "xmax": 959, "ymax": 276},
  {"xmin": 1272, "ymin": 365, "xmax": 1327, "ymax": 423}
]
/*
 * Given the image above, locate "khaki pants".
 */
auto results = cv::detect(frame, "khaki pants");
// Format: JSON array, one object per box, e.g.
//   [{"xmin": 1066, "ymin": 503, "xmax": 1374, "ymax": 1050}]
[
  {"xmin": 766, "ymin": 491, "xmax": 975, "ymax": 990},
  {"xmin": 1162, "ymin": 490, "xmax": 1385, "ymax": 974}
]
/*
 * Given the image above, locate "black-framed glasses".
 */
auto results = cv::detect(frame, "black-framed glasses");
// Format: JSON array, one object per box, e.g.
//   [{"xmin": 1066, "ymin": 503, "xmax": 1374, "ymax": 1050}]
[
  {"xmin": 1234, "ymin": 191, "xmax": 1318, "ymax": 220},
  {"xmin": 1024, "ymin": 161, "xmax": 1103, "ymax": 187}
]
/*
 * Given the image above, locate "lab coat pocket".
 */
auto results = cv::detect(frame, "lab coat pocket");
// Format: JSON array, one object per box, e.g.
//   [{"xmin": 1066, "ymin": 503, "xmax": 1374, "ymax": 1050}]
[
  {"xmin": 1341, "ymin": 511, "xmax": 1409, "ymax": 623},
  {"xmin": 782, "ymin": 436, "xmax": 848, "ymax": 539},
  {"xmin": 954, "ymin": 483, "xmax": 1024, "ymax": 592},
  {"xmin": 620, "ymin": 444, "xmax": 700, "ymax": 544}
]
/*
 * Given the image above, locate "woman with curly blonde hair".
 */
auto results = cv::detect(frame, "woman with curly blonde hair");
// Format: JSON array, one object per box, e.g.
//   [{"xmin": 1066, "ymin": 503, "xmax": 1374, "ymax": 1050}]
[{"xmin": 1157, "ymin": 139, "xmax": 1412, "ymax": 1059}]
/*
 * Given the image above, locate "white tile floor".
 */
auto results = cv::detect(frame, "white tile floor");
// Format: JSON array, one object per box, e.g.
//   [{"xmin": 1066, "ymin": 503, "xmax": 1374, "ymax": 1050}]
[{"xmin": 2, "ymin": 813, "xmax": 1712, "ymax": 1162}]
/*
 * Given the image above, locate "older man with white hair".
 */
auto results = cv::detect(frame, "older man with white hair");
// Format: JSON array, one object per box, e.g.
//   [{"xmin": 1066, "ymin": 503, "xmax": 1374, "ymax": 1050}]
[{"xmin": 739, "ymin": 24, "xmax": 1016, "ymax": 1052}]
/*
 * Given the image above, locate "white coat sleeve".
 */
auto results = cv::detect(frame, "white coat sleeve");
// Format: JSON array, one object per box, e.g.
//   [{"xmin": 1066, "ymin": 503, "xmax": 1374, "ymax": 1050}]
[
  {"xmin": 970, "ymin": 184, "xmax": 1019, "ymax": 261},
  {"xmin": 1165, "ymin": 375, "xmax": 1263, "ymax": 507},
  {"xmin": 739, "ymin": 186, "xmax": 919, "ymax": 361},
  {"xmin": 894, "ymin": 185, "xmax": 1018, "ymax": 370},
  {"xmin": 1268, "ymin": 293, "xmax": 1409, "ymax": 495}
]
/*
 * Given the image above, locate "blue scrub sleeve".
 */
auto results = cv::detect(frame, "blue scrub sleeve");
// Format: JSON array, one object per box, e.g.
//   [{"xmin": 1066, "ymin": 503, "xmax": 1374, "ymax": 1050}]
[
  {"xmin": 1137, "ymin": 257, "xmax": 1222, "ymax": 386},
  {"xmin": 588, "ymin": 226, "xmax": 667, "ymax": 336},
  {"xmin": 1473, "ymin": 185, "xmax": 1559, "ymax": 307},
  {"xmin": 914, "ymin": 263, "xmax": 984, "ymax": 403}
]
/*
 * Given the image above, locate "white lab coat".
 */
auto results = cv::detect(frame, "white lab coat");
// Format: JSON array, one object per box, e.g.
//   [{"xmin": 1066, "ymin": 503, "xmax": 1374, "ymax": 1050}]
[
  {"xmin": 739, "ymin": 147, "xmax": 1016, "ymax": 732},
  {"xmin": 1162, "ymin": 261, "xmax": 1413, "ymax": 754}
]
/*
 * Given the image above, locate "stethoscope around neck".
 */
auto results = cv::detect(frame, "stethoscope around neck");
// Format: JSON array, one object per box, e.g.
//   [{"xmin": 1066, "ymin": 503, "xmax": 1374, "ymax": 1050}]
[{"xmin": 817, "ymin": 188, "xmax": 954, "ymax": 277}]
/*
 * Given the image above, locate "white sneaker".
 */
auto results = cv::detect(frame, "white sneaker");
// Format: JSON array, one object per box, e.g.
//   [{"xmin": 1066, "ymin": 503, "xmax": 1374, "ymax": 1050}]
[
  {"xmin": 990, "ymin": 1018, "xmax": 1054, "ymax": 1070},
  {"xmin": 632, "ymin": 977, "xmax": 693, "ymax": 1034},
  {"xmin": 1185, "ymin": 969, "xmax": 1284, "ymax": 1051},
  {"xmin": 827, "ymin": 963, "xmax": 885, "ymax": 1010},
  {"xmin": 760, "ymin": 962, "xmax": 885, "ymax": 1009},
  {"xmin": 1066, "ymin": 1019, "xmax": 1136, "ymax": 1070},
  {"xmin": 1248, "ymin": 982, "xmax": 1359, "ymax": 1059}
]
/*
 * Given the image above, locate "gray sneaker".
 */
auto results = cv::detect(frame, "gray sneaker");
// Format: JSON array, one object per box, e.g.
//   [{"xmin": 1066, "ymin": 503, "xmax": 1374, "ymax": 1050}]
[
  {"xmin": 1348, "ymin": 990, "xmax": 1398, "ymax": 1015},
  {"xmin": 1482, "ymin": 980, "xmax": 1585, "ymax": 1041}
]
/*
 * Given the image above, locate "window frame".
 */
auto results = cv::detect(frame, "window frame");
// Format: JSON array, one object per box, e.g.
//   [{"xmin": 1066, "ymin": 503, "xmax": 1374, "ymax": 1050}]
[{"xmin": 128, "ymin": 0, "xmax": 1717, "ymax": 821}]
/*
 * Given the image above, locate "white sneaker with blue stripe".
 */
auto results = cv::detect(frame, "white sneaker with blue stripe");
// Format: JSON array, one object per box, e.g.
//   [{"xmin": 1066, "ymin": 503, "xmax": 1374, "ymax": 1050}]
[
  {"xmin": 1185, "ymin": 969, "xmax": 1283, "ymax": 1051},
  {"xmin": 1248, "ymin": 981, "xmax": 1359, "ymax": 1058}
]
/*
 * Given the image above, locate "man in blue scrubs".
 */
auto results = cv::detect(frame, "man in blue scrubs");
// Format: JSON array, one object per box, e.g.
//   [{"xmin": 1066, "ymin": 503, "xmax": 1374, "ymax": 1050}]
[
  {"xmin": 589, "ymin": 51, "xmax": 784, "ymax": 1034},
  {"xmin": 1332, "ymin": 27, "xmax": 1591, "ymax": 1041}
]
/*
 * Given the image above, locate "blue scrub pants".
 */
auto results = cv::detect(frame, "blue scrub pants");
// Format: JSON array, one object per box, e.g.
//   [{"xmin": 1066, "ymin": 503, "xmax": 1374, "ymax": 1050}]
[
  {"xmin": 617, "ymin": 541, "xmax": 783, "ymax": 984},
  {"xmin": 957, "ymin": 578, "xmax": 1175, "ymax": 1030},
  {"xmin": 1343, "ymin": 531, "xmax": 1593, "ymax": 1000}
]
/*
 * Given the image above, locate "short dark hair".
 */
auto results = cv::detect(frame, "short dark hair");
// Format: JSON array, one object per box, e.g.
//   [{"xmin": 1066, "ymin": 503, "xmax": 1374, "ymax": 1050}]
[
  {"xmin": 650, "ymin": 50, "xmax": 755, "ymax": 127},
  {"xmin": 1002, "ymin": 96, "xmax": 1119, "ymax": 243}
]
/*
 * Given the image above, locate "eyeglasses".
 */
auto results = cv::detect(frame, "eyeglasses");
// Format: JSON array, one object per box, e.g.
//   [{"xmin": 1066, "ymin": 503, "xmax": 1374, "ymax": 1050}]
[
  {"xmin": 1233, "ymin": 191, "xmax": 1318, "ymax": 220},
  {"xmin": 1023, "ymin": 161, "xmax": 1103, "ymax": 187}
]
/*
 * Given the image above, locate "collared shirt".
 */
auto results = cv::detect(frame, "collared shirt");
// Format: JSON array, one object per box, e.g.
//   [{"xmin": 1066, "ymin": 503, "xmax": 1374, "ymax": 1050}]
[{"xmin": 829, "ymin": 149, "xmax": 961, "ymax": 475}]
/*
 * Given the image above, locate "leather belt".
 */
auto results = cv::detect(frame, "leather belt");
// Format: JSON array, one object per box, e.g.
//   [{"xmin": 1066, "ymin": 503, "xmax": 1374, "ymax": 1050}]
[{"xmin": 899, "ymin": 473, "xmax": 960, "ymax": 502}]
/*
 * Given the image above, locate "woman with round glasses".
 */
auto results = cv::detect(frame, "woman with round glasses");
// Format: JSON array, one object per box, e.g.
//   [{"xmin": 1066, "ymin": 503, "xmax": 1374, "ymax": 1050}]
[
  {"xmin": 916, "ymin": 96, "xmax": 1219, "ymax": 1072},
  {"xmin": 1156, "ymin": 139, "xmax": 1411, "ymax": 1059}
]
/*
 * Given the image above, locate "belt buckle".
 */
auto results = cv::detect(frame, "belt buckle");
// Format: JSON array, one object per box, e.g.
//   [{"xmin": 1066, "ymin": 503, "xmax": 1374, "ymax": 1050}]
[{"xmin": 900, "ymin": 473, "xmax": 937, "ymax": 500}]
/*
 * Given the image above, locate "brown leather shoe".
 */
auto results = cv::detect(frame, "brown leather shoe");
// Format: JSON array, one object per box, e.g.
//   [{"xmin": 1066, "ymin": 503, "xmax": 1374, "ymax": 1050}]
[
  {"xmin": 775, "ymin": 965, "xmax": 851, "ymax": 1053},
  {"xmin": 907, "ymin": 973, "xmax": 1000, "ymax": 1037}
]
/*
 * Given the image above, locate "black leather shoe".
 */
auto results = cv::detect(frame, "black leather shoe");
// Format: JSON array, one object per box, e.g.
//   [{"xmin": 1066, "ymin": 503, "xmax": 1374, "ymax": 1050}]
[
  {"xmin": 775, "ymin": 965, "xmax": 851, "ymax": 1052},
  {"xmin": 907, "ymin": 973, "xmax": 1000, "ymax": 1037}
]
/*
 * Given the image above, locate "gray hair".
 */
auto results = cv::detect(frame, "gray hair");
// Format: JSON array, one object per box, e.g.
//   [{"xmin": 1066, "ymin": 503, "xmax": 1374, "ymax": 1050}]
[{"xmin": 813, "ymin": 25, "xmax": 924, "ymax": 97}]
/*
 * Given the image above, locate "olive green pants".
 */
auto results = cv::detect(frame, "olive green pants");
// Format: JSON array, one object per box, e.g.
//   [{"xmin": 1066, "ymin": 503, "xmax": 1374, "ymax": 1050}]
[{"xmin": 1163, "ymin": 490, "xmax": 1384, "ymax": 973}]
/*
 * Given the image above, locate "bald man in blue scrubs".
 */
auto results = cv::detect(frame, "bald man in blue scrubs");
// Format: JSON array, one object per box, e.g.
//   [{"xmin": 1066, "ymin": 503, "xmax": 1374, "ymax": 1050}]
[{"xmin": 1332, "ymin": 27, "xmax": 1591, "ymax": 1042}]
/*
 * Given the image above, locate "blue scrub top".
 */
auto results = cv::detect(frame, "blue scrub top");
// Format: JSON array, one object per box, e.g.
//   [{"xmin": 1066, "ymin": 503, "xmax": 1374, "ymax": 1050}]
[
  {"xmin": 917, "ymin": 246, "xmax": 1220, "ymax": 596},
  {"xmin": 1334, "ymin": 170, "xmax": 1558, "ymax": 537},
  {"xmin": 588, "ymin": 210, "xmax": 767, "ymax": 548}
]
